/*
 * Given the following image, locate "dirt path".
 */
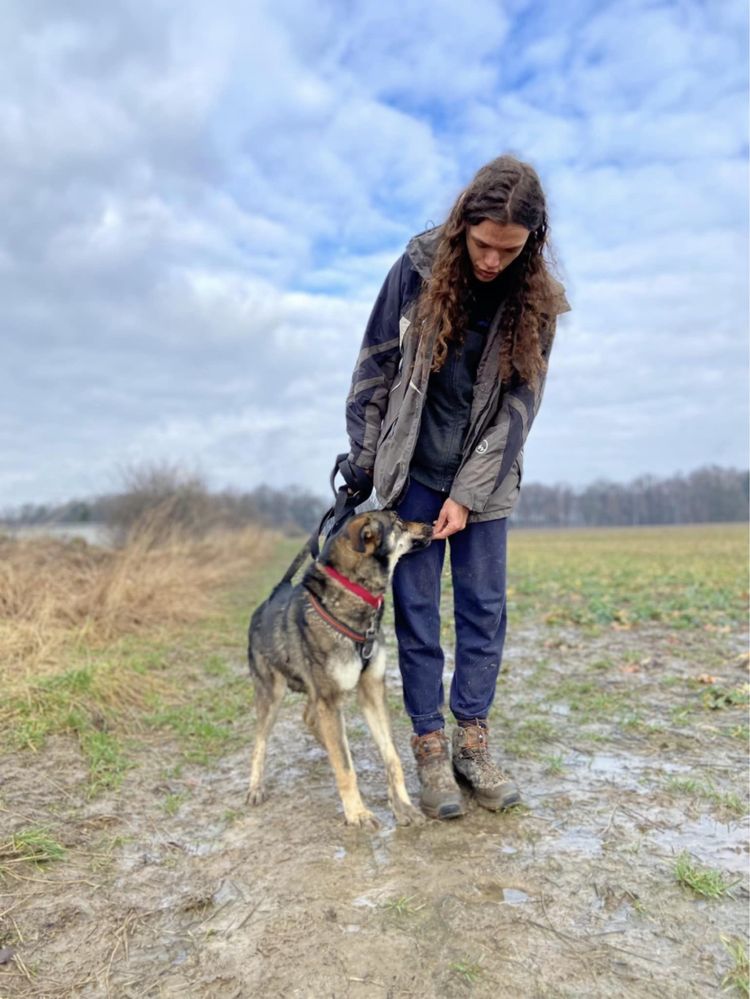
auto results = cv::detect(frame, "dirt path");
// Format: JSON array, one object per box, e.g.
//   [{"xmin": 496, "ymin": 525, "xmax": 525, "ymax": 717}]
[{"xmin": 1, "ymin": 533, "xmax": 748, "ymax": 998}]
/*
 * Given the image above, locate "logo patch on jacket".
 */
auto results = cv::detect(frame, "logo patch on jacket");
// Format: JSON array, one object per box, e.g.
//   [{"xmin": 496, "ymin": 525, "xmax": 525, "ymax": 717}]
[{"xmin": 475, "ymin": 439, "xmax": 489, "ymax": 454}]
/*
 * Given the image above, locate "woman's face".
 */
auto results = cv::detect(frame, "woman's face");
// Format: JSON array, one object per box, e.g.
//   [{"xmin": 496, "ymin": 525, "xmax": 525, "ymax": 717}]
[{"xmin": 465, "ymin": 219, "xmax": 530, "ymax": 282}]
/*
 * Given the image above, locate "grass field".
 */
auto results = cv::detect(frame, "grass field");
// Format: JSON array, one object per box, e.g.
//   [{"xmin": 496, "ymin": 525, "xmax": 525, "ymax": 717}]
[
  {"xmin": 507, "ymin": 523, "xmax": 746, "ymax": 631},
  {"xmin": 0, "ymin": 521, "xmax": 747, "ymax": 998}
]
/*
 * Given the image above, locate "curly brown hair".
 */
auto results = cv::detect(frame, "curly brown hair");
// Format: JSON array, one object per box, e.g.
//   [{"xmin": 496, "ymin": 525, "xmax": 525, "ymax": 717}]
[{"xmin": 416, "ymin": 155, "xmax": 559, "ymax": 387}]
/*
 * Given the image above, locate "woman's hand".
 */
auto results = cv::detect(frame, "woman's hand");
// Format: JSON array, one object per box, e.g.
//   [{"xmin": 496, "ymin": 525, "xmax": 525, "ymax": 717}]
[
  {"xmin": 432, "ymin": 498, "xmax": 469, "ymax": 540},
  {"xmin": 338, "ymin": 458, "xmax": 374, "ymax": 500}
]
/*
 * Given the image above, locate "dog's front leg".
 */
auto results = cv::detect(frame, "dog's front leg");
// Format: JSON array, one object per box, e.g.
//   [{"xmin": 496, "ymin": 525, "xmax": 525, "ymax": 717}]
[
  {"xmin": 314, "ymin": 700, "xmax": 379, "ymax": 829},
  {"xmin": 357, "ymin": 657, "xmax": 425, "ymax": 827}
]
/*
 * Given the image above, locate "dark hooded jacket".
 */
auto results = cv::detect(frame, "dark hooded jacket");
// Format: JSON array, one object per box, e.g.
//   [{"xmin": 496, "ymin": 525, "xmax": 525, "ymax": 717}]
[{"xmin": 345, "ymin": 227, "xmax": 570, "ymax": 522}]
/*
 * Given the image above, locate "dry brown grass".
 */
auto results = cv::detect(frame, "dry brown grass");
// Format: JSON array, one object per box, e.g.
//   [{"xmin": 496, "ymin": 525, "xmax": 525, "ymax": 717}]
[{"xmin": 0, "ymin": 507, "xmax": 276, "ymax": 692}]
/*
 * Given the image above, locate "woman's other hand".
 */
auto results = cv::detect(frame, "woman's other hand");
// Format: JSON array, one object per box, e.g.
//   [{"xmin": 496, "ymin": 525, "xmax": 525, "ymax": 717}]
[{"xmin": 432, "ymin": 498, "xmax": 469, "ymax": 540}]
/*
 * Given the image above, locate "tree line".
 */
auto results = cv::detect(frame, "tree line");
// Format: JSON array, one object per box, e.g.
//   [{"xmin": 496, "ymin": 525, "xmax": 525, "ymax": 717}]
[
  {"xmin": 2, "ymin": 465, "xmax": 327, "ymax": 538},
  {"xmin": 2, "ymin": 463, "xmax": 747, "ymax": 535},
  {"xmin": 511, "ymin": 465, "xmax": 748, "ymax": 527}
]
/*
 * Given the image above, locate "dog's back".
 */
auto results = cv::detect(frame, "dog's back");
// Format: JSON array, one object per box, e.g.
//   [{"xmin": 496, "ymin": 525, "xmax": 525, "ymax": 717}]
[{"xmin": 248, "ymin": 580, "xmax": 308, "ymax": 695}]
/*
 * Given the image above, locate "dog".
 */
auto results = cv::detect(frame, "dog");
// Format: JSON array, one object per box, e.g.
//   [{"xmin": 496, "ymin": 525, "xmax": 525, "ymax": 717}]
[{"xmin": 247, "ymin": 509, "xmax": 432, "ymax": 828}]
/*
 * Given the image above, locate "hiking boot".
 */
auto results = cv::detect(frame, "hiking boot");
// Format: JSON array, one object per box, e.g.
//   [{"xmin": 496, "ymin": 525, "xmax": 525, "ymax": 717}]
[
  {"xmin": 411, "ymin": 730, "xmax": 465, "ymax": 820},
  {"xmin": 452, "ymin": 722, "xmax": 521, "ymax": 811}
]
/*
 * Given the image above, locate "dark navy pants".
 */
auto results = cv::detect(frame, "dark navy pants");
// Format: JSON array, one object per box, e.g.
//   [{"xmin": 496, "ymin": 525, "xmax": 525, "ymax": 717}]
[{"xmin": 392, "ymin": 478, "xmax": 508, "ymax": 736}]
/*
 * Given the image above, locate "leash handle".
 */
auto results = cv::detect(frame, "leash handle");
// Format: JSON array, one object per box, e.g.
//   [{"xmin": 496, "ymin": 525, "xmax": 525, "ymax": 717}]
[
  {"xmin": 271, "ymin": 454, "xmax": 363, "ymax": 594},
  {"xmin": 330, "ymin": 453, "xmax": 349, "ymax": 497},
  {"xmin": 328, "ymin": 452, "xmax": 364, "ymax": 537}
]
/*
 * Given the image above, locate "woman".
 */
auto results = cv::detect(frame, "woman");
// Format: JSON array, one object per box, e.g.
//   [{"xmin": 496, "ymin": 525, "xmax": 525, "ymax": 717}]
[{"xmin": 341, "ymin": 155, "xmax": 570, "ymax": 819}]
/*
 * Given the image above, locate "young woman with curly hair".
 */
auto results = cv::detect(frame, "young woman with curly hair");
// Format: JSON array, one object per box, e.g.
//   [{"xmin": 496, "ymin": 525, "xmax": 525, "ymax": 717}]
[{"xmin": 341, "ymin": 155, "xmax": 570, "ymax": 819}]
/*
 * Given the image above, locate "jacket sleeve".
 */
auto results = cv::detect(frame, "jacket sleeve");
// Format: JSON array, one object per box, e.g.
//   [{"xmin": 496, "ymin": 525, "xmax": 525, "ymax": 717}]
[
  {"xmin": 345, "ymin": 254, "xmax": 418, "ymax": 470},
  {"xmin": 449, "ymin": 306, "xmax": 568, "ymax": 513}
]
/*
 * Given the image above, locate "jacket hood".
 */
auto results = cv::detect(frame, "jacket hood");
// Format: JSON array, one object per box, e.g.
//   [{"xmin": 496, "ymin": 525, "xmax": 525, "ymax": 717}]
[{"xmin": 405, "ymin": 226, "xmax": 443, "ymax": 280}]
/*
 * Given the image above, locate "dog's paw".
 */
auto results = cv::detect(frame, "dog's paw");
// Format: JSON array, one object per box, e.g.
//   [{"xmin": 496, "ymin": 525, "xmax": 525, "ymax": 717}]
[
  {"xmin": 246, "ymin": 786, "xmax": 267, "ymax": 806},
  {"xmin": 392, "ymin": 800, "xmax": 426, "ymax": 827},
  {"xmin": 346, "ymin": 808, "xmax": 380, "ymax": 830}
]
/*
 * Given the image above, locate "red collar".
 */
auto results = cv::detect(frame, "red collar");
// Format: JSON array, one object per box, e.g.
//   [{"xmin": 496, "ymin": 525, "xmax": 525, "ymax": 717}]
[{"xmin": 323, "ymin": 565, "xmax": 384, "ymax": 609}]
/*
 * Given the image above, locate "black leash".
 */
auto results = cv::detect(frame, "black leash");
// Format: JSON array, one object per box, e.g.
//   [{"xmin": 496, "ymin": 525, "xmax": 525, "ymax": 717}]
[{"xmin": 270, "ymin": 454, "xmax": 368, "ymax": 596}]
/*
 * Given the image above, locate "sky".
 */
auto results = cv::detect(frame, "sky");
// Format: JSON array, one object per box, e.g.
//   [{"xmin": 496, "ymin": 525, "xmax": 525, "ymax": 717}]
[{"xmin": 2, "ymin": 0, "xmax": 748, "ymax": 509}]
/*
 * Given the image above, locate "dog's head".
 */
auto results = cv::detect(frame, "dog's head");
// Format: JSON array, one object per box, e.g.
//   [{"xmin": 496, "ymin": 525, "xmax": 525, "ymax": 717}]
[{"xmin": 340, "ymin": 509, "xmax": 432, "ymax": 566}]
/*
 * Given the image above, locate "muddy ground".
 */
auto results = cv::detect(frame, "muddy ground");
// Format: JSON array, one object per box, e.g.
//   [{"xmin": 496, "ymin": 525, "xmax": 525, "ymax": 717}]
[{"xmin": 1, "ymin": 537, "xmax": 748, "ymax": 998}]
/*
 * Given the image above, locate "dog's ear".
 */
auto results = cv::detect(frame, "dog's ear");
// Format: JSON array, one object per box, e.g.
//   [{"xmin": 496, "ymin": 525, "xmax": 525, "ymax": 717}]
[
  {"xmin": 347, "ymin": 518, "xmax": 383, "ymax": 553},
  {"xmin": 345, "ymin": 518, "xmax": 365, "ymax": 552}
]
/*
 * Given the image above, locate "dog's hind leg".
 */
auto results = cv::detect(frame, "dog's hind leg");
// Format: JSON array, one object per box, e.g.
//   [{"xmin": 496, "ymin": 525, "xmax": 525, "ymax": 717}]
[
  {"xmin": 247, "ymin": 668, "xmax": 286, "ymax": 806},
  {"xmin": 357, "ymin": 650, "xmax": 425, "ymax": 827},
  {"xmin": 314, "ymin": 700, "xmax": 379, "ymax": 829}
]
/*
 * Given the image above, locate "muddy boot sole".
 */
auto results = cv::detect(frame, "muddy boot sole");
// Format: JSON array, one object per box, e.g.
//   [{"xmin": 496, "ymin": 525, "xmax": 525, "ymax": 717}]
[
  {"xmin": 420, "ymin": 796, "xmax": 466, "ymax": 820},
  {"xmin": 453, "ymin": 767, "xmax": 521, "ymax": 811}
]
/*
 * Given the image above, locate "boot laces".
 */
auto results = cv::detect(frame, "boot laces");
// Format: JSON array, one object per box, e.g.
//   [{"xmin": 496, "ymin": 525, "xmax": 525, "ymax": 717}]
[{"xmin": 456, "ymin": 726, "xmax": 513, "ymax": 784}]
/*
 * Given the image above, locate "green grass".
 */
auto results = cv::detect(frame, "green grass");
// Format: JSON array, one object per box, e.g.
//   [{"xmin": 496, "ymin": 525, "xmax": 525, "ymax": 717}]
[
  {"xmin": 449, "ymin": 957, "xmax": 484, "ymax": 985},
  {"xmin": 661, "ymin": 675, "xmax": 683, "ymax": 688},
  {"xmin": 163, "ymin": 792, "xmax": 189, "ymax": 816},
  {"xmin": 721, "ymin": 936, "xmax": 750, "ymax": 996},
  {"xmin": 670, "ymin": 705, "xmax": 694, "ymax": 726},
  {"xmin": 506, "ymin": 524, "xmax": 748, "ymax": 632},
  {"xmin": 501, "ymin": 717, "xmax": 557, "ymax": 758},
  {"xmin": 701, "ymin": 684, "xmax": 750, "ymax": 711},
  {"xmin": 1, "ymin": 828, "xmax": 66, "ymax": 864},
  {"xmin": 80, "ymin": 729, "xmax": 129, "ymax": 795},
  {"xmin": 665, "ymin": 777, "xmax": 747, "ymax": 817},
  {"xmin": 673, "ymin": 851, "xmax": 739, "ymax": 899},
  {"xmin": 4, "ymin": 661, "xmax": 134, "ymax": 794},
  {"xmin": 666, "ymin": 776, "xmax": 701, "ymax": 794},
  {"xmin": 382, "ymin": 894, "xmax": 425, "ymax": 916},
  {"xmin": 144, "ymin": 675, "xmax": 252, "ymax": 764},
  {"xmin": 542, "ymin": 753, "xmax": 566, "ymax": 774},
  {"xmin": 591, "ymin": 658, "xmax": 615, "ymax": 671},
  {"xmin": 5, "ymin": 654, "xmax": 170, "ymax": 753},
  {"xmin": 620, "ymin": 709, "xmax": 647, "ymax": 731},
  {"xmin": 88, "ymin": 833, "xmax": 131, "ymax": 872},
  {"xmin": 550, "ymin": 677, "xmax": 622, "ymax": 717},
  {"xmin": 203, "ymin": 654, "xmax": 232, "ymax": 678}
]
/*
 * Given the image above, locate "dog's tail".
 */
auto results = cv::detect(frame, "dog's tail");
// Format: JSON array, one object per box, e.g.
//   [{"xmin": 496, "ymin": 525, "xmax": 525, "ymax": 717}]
[
  {"xmin": 247, "ymin": 606, "xmax": 261, "ymax": 677},
  {"xmin": 247, "ymin": 579, "xmax": 293, "ymax": 678}
]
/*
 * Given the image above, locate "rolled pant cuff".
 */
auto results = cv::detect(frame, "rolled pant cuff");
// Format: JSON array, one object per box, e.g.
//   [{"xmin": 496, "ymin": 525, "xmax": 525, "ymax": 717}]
[{"xmin": 410, "ymin": 713, "xmax": 445, "ymax": 737}]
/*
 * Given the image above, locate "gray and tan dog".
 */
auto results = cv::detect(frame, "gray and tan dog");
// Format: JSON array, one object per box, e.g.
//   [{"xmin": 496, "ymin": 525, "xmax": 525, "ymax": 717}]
[{"xmin": 247, "ymin": 509, "xmax": 431, "ymax": 828}]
